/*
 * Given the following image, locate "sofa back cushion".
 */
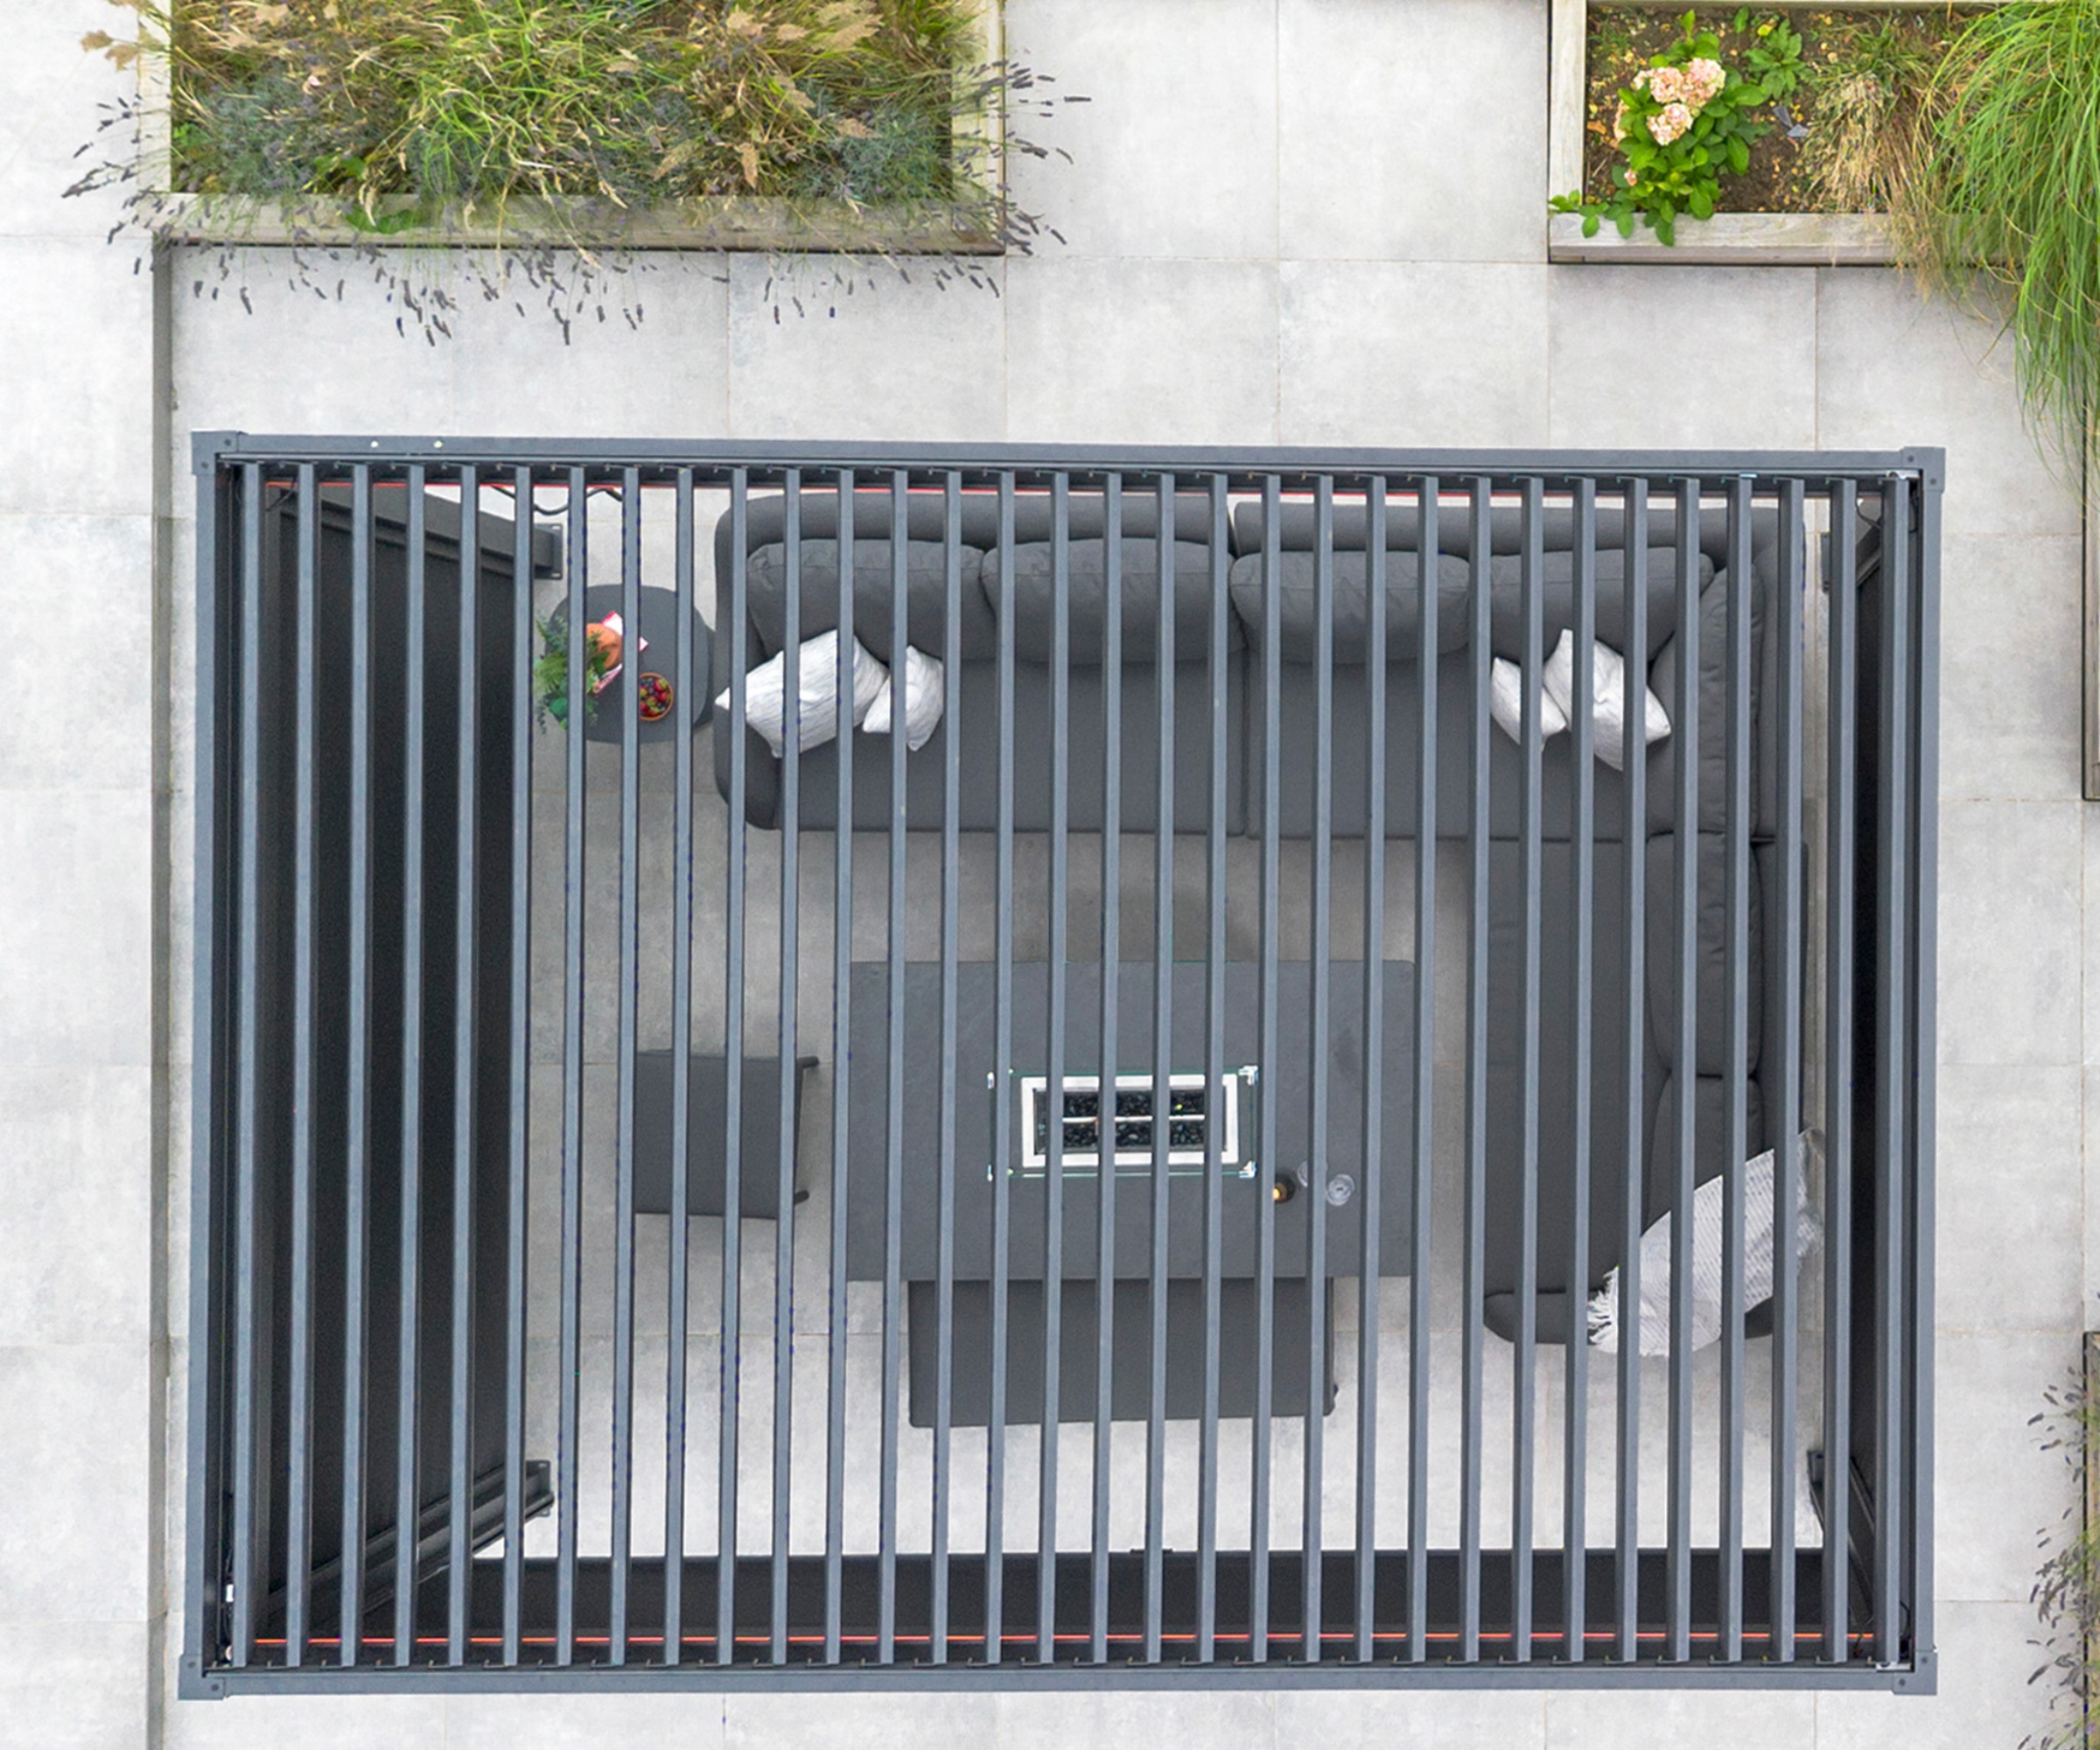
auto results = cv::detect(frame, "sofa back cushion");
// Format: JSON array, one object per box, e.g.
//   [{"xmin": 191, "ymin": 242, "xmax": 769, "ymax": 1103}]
[
  {"xmin": 1228, "ymin": 551, "xmax": 1474, "ymax": 663},
  {"xmin": 1486, "ymin": 548, "xmax": 1712, "ymax": 662},
  {"xmin": 1003, "ymin": 539, "xmax": 1231, "ymax": 664},
  {"xmin": 743, "ymin": 539, "xmax": 998, "ymax": 664}
]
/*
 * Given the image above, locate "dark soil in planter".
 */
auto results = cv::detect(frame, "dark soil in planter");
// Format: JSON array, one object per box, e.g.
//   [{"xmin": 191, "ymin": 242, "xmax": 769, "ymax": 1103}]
[{"xmin": 1583, "ymin": 6, "xmax": 1975, "ymax": 214}]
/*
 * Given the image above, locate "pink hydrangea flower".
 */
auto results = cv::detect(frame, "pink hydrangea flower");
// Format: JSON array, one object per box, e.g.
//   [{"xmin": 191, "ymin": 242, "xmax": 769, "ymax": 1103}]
[
  {"xmin": 1644, "ymin": 64, "xmax": 1687, "ymax": 105},
  {"xmin": 1648, "ymin": 101, "xmax": 1693, "ymax": 145},
  {"xmin": 1684, "ymin": 57, "xmax": 1726, "ymax": 109}
]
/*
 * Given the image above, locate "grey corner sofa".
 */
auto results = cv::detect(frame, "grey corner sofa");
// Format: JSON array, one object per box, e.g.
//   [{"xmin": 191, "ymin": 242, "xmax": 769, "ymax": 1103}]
[{"xmin": 712, "ymin": 488, "xmax": 1795, "ymax": 1348}]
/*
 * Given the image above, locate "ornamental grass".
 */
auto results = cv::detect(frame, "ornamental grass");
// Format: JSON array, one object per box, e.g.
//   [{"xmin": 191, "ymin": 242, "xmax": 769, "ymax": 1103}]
[
  {"xmin": 88, "ymin": 0, "xmax": 988, "ymax": 222},
  {"xmin": 1895, "ymin": 0, "xmax": 2100, "ymax": 462}
]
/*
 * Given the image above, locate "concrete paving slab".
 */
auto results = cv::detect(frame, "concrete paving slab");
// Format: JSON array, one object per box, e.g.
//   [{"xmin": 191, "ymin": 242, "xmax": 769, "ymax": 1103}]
[
  {"xmin": 0, "ymin": 238, "xmax": 154, "ymax": 517},
  {"xmin": 1816, "ymin": 267, "xmax": 2082, "ymax": 541},
  {"xmin": 1278, "ymin": 0, "xmax": 1547, "ymax": 265},
  {"xmin": 0, "ymin": 514, "xmax": 156, "ymax": 791},
  {"xmin": 0, "ymin": 788, "xmax": 154, "ymax": 1068},
  {"xmin": 1549, "ymin": 267, "xmax": 1818, "ymax": 452},
  {"xmin": 1279, "ymin": 261, "xmax": 1548, "ymax": 448},
  {"xmin": 0, "ymin": 1067, "xmax": 153, "ymax": 1348},
  {"xmin": 1936, "ymin": 801, "xmax": 2080, "ymax": 1068},
  {"xmin": 1005, "ymin": 258, "xmax": 1279, "ymax": 445},
  {"xmin": 1936, "ymin": 533, "xmax": 2083, "ymax": 803},
  {"xmin": 0, "ymin": 1342, "xmax": 150, "ymax": 1621},
  {"xmin": 1004, "ymin": 0, "xmax": 1278, "ymax": 263},
  {"xmin": 1936, "ymin": 1064, "xmax": 2083, "ymax": 1335}
]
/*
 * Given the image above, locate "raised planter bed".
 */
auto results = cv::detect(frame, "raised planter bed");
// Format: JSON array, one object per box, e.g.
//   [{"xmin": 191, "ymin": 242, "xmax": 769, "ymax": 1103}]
[
  {"xmin": 1547, "ymin": 0, "xmax": 1974, "ymax": 265},
  {"xmin": 131, "ymin": 0, "xmax": 1007, "ymax": 255}
]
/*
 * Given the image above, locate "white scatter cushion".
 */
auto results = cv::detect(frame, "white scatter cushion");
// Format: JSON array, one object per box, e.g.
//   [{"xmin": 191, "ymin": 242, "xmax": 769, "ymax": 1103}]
[
  {"xmin": 718, "ymin": 628, "xmax": 887, "ymax": 759},
  {"xmin": 862, "ymin": 643, "xmax": 945, "ymax": 752},
  {"xmin": 1489, "ymin": 655, "xmax": 1569, "ymax": 746},
  {"xmin": 1540, "ymin": 628, "xmax": 1672, "ymax": 772},
  {"xmin": 1588, "ymin": 1131, "xmax": 1824, "ymax": 1355}
]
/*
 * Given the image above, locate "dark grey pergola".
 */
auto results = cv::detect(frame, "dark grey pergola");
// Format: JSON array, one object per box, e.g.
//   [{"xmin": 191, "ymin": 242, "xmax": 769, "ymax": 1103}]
[{"xmin": 182, "ymin": 437, "xmax": 1938, "ymax": 1697}]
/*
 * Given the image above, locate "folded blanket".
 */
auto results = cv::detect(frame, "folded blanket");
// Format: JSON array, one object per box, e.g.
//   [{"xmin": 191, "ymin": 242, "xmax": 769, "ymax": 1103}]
[{"xmin": 1588, "ymin": 1131, "xmax": 1824, "ymax": 1355}]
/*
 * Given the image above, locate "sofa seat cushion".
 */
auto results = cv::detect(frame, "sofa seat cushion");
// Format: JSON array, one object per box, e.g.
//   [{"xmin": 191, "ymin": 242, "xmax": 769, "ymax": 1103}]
[
  {"xmin": 1644, "ymin": 550, "xmax": 1781, "ymax": 837},
  {"xmin": 1245, "ymin": 648, "xmax": 1648, "ymax": 842},
  {"xmin": 717, "ymin": 654, "xmax": 1250, "ymax": 836},
  {"xmin": 1480, "ymin": 836, "xmax": 1657, "ymax": 1320},
  {"xmin": 1643, "ymin": 832, "xmax": 1767, "ymax": 1080}
]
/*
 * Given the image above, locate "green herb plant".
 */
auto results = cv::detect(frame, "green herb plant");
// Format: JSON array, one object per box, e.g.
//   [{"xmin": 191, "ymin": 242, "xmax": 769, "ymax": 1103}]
[
  {"xmin": 533, "ymin": 610, "xmax": 614, "ymax": 728},
  {"xmin": 1554, "ymin": 9, "xmax": 1802, "ymax": 246}
]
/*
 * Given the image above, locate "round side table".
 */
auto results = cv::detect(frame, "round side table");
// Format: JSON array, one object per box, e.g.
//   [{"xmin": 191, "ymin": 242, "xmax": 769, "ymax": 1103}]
[{"xmin": 546, "ymin": 585, "xmax": 711, "ymax": 745}]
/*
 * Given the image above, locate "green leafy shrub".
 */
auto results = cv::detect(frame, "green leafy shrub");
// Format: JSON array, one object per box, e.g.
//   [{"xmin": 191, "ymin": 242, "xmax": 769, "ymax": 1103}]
[
  {"xmin": 1554, "ymin": 8, "xmax": 1802, "ymax": 245},
  {"xmin": 1894, "ymin": 0, "xmax": 2100, "ymax": 463}
]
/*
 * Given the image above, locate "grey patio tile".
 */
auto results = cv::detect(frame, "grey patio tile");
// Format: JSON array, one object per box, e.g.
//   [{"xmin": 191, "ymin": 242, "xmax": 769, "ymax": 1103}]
[
  {"xmin": 171, "ymin": 244, "xmax": 455, "ymax": 438},
  {"xmin": 452, "ymin": 259, "xmax": 732, "ymax": 438},
  {"xmin": 1547, "ymin": 267, "xmax": 1818, "ymax": 452},
  {"xmin": 166, "ymin": 1689, "xmax": 449, "ymax": 1750},
  {"xmin": 1936, "ymin": 534, "xmax": 2083, "ymax": 803},
  {"xmin": 1003, "ymin": 1691, "xmax": 1276, "ymax": 1749},
  {"xmin": 1278, "ymin": 0, "xmax": 1548, "ymax": 264},
  {"xmin": 1545, "ymin": 1685, "xmax": 1814, "ymax": 1749},
  {"xmin": 1934, "ymin": 1329, "xmax": 2081, "ymax": 1603},
  {"xmin": 1816, "ymin": 1600, "xmax": 2059, "ymax": 1748},
  {"xmin": 0, "ymin": 238, "xmax": 155, "ymax": 518},
  {"xmin": 0, "ymin": 1343, "xmax": 150, "ymax": 1620},
  {"xmin": 727, "ymin": 255, "xmax": 1003, "ymax": 442},
  {"xmin": 726, "ymin": 1690, "xmax": 998, "ymax": 1750},
  {"xmin": 1816, "ymin": 267, "xmax": 2082, "ymax": 540},
  {"xmin": 1934, "ymin": 1064, "xmax": 2081, "ymax": 1334},
  {"xmin": 446, "ymin": 1694, "xmax": 725, "ymax": 1750},
  {"xmin": 0, "ymin": 1067, "xmax": 152, "ymax": 1348},
  {"xmin": 0, "ymin": 0, "xmax": 136, "ymax": 240},
  {"xmin": 2084, "ymin": 808, "xmax": 2100, "ymax": 1066},
  {"xmin": 1004, "ymin": 0, "xmax": 1278, "ymax": 262},
  {"xmin": 0, "ymin": 514, "xmax": 155, "ymax": 791},
  {"xmin": 2084, "ymin": 1070, "xmax": 2100, "ymax": 1322},
  {"xmin": 1279, "ymin": 1685, "xmax": 1545, "ymax": 1747},
  {"xmin": 1936, "ymin": 801, "xmax": 2079, "ymax": 1068},
  {"xmin": 0, "ymin": 788, "xmax": 153, "ymax": 1068},
  {"xmin": 0, "ymin": 1620, "xmax": 149, "ymax": 1750},
  {"xmin": 1279, "ymin": 262, "xmax": 1548, "ymax": 447},
  {"xmin": 1005, "ymin": 258, "xmax": 1278, "ymax": 446}
]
